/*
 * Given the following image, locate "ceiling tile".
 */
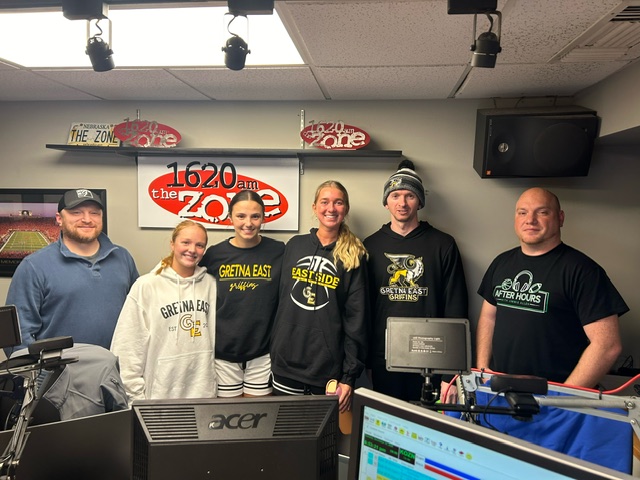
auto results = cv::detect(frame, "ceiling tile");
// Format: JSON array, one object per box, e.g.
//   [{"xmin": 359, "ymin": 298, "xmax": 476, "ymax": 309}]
[
  {"xmin": 170, "ymin": 67, "xmax": 327, "ymax": 100},
  {"xmin": 317, "ymin": 65, "xmax": 467, "ymax": 100},
  {"xmin": 0, "ymin": 69, "xmax": 98, "ymax": 101},
  {"xmin": 0, "ymin": 0, "xmax": 633, "ymax": 102},
  {"xmin": 34, "ymin": 69, "xmax": 211, "ymax": 101},
  {"xmin": 281, "ymin": 0, "xmax": 473, "ymax": 66},
  {"xmin": 455, "ymin": 61, "xmax": 630, "ymax": 99}
]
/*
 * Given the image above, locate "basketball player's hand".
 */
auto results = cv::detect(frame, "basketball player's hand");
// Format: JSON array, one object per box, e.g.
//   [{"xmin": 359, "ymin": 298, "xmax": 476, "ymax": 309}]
[{"xmin": 337, "ymin": 382, "xmax": 352, "ymax": 412}]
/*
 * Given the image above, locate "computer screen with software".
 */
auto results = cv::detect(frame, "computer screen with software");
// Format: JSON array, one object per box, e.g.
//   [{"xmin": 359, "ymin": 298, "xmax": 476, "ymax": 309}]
[{"xmin": 348, "ymin": 388, "xmax": 633, "ymax": 480}]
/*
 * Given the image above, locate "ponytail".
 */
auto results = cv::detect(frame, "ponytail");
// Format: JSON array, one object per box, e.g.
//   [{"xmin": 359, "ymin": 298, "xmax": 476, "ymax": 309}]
[{"xmin": 333, "ymin": 221, "xmax": 368, "ymax": 271}]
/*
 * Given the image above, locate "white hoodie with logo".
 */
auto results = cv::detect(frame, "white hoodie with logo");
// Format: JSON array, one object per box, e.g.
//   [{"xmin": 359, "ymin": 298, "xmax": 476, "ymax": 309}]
[{"xmin": 111, "ymin": 263, "xmax": 217, "ymax": 402}]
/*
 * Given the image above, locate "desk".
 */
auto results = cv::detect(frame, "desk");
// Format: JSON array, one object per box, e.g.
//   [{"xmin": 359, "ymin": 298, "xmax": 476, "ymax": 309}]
[{"xmin": 0, "ymin": 407, "xmax": 352, "ymax": 479}]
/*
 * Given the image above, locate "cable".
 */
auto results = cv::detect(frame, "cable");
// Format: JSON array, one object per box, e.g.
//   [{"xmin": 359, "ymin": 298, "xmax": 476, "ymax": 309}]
[
  {"xmin": 441, "ymin": 374, "xmax": 460, "ymax": 407},
  {"xmin": 481, "ymin": 388, "xmax": 508, "ymax": 433},
  {"xmin": 601, "ymin": 373, "xmax": 640, "ymax": 395}
]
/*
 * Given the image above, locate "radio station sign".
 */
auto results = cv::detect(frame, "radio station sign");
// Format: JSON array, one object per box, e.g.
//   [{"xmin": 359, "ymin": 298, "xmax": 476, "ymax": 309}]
[
  {"xmin": 67, "ymin": 122, "xmax": 120, "ymax": 147},
  {"xmin": 114, "ymin": 119, "xmax": 181, "ymax": 148},
  {"xmin": 300, "ymin": 121, "xmax": 370, "ymax": 150},
  {"xmin": 137, "ymin": 156, "xmax": 299, "ymax": 230}
]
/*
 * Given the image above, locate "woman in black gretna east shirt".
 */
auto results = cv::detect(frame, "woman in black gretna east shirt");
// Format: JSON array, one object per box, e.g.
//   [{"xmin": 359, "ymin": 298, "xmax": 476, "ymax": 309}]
[{"xmin": 200, "ymin": 190, "xmax": 284, "ymax": 398}]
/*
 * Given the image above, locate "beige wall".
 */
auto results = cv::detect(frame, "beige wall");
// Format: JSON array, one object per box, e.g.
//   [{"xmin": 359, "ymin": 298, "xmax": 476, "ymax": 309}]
[
  {"xmin": 579, "ymin": 59, "xmax": 640, "ymax": 138},
  {"xmin": 0, "ymin": 94, "xmax": 638, "ymax": 365}
]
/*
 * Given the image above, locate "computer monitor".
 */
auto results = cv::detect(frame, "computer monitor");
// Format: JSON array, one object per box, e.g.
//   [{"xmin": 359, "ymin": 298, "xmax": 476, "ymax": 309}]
[
  {"xmin": 347, "ymin": 388, "xmax": 634, "ymax": 480},
  {"xmin": 0, "ymin": 305, "xmax": 21, "ymax": 350},
  {"xmin": 0, "ymin": 409, "xmax": 131, "ymax": 480},
  {"xmin": 132, "ymin": 395, "xmax": 339, "ymax": 480}
]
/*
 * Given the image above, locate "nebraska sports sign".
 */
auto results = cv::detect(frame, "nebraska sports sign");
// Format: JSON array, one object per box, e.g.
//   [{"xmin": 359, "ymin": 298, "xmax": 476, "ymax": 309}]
[{"xmin": 137, "ymin": 156, "xmax": 299, "ymax": 230}]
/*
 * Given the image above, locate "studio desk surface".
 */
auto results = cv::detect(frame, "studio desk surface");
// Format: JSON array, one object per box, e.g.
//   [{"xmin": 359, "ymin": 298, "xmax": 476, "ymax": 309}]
[{"xmin": 0, "ymin": 407, "xmax": 354, "ymax": 480}]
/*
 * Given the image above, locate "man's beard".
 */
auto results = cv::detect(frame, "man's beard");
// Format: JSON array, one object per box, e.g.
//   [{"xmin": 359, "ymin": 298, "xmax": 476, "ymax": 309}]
[{"xmin": 61, "ymin": 224, "xmax": 101, "ymax": 243}]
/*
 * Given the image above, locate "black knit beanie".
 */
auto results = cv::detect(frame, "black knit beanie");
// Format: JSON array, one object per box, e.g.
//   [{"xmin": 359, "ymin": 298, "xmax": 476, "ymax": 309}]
[{"xmin": 382, "ymin": 159, "xmax": 425, "ymax": 209}]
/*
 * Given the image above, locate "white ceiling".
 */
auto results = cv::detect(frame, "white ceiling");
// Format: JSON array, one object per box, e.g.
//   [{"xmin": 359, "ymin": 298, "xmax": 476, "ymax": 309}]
[{"xmin": 0, "ymin": 0, "xmax": 638, "ymax": 102}]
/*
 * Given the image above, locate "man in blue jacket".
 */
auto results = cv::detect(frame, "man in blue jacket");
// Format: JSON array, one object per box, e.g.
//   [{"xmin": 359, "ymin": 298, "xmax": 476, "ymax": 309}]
[{"xmin": 5, "ymin": 188, "xmax": 138, "ymax": 357}]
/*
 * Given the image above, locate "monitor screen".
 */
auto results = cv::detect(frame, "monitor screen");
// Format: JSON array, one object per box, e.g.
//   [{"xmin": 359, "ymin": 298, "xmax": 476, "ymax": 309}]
[
  {"xmin": 133, "ymin": 395, "xmax": 339, "ymax": 480},
  {"xmin": 0, "ymin": 305, "xmax": 21, "ymax": 349},
  {"xmin": 0, "ymin": 410, "xmax": 131, "ymax": 480},
  {"xmin": 348, "ymin": 388, "xmax": 633, "ymax": 480}
]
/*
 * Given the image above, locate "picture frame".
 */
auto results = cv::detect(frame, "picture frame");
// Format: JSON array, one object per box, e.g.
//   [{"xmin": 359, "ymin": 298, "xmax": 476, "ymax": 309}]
[{"xmin": 0, "ymin": 188, "xmax": 107, "ymax": 277}]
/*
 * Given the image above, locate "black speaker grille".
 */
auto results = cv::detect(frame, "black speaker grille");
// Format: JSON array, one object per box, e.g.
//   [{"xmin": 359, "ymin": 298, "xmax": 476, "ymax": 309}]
[
  {"xmin": 474, "ymin": 108, "xmax": 598, "ymax": 178},
  {"xmin": 533, "ymin": 122, "xmax": 589, "ymax": 174},
  {"xmin": 318, "ymin": 412, "xmax": 338, "ymax": 479},
  {"xmin": 273, "ymin": 401, "xmax": 335, "ymax": 436},
  {"xmin": 138, "ymin": 405, "xmax": 199, "ymax": 440}
]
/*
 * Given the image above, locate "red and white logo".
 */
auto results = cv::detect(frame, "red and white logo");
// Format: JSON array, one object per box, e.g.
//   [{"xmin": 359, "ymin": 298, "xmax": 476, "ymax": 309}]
[
  {"xmin": 114, "ymin": 119, "xmax": 181, "ymax": 148},
  {"xmin": 147, "ymin": 165, "xmax": 288, "ymax": 226},
  {"xmin": 300, "ymin": 121, "xmax": 370, "ymax": 150}
]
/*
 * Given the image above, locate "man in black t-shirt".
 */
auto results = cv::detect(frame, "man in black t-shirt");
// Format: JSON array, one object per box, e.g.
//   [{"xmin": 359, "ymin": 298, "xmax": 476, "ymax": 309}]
[{"xmin": 476, "ymin": 188, "xmax": 628, "ymax": 387}]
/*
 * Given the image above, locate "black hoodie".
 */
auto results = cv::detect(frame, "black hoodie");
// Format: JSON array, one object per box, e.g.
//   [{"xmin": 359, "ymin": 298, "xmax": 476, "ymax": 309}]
[
  {"xmin": 270, "ymin": 229, "xmax": 368, "ymax": 388},
  {"xmin": 364, "ymin": 221, "xmax": 469, "ymax": 367}
]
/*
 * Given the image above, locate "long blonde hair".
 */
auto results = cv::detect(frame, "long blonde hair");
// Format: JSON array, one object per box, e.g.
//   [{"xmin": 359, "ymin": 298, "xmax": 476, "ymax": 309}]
[
  {"xmin": 155, "ymin": 220, "xmax": 208, "ymax": 275},
  {"xmin": 314, "ymin": 180, "xmax": 368, "ymax": 271}
]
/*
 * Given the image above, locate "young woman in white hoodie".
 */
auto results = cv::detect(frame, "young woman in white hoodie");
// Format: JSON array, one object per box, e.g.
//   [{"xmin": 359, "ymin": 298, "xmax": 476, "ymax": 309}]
[{"xmin": 111, "ymin": 220, "xmax": 217, "ymax": 401}]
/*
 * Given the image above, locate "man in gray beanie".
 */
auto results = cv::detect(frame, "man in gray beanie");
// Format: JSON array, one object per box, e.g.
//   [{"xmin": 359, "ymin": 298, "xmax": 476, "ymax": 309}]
[
  {"xmin": 364, "ymin": 160, "xmax": 468, "ymax": 403},
  {"xmin": 382, "ymin": 160, "xmax": 426, "ymax": 209}
]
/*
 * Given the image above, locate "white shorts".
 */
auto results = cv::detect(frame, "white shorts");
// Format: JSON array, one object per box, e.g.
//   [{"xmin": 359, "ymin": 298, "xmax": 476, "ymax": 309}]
[{"xmin": 215, "ymin": 353, "xmax": 272, "ymax": 397}]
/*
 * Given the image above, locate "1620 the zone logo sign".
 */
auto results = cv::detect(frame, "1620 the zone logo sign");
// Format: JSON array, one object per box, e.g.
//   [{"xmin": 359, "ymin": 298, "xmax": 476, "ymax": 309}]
[{"xmin": 148, "ymin": 161, "xmax": 289, "ymax": 225}]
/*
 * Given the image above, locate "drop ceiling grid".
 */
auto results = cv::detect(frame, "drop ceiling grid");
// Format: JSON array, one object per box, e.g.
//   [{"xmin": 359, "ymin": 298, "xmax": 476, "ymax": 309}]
[
  {"xmin": 169, "ymin": 67, "xmax": 327, "ymax": 101},
  {"xmin": 281, "ymin": 0, "xmax": 473, "ymax": 67},
  {"xmin": 455, "ymin": 60, "xmax": 630, "ymax": 99},
  {"xmin": 0, "ymin": 70, "xmax": 98, "ymax": 101},
  {"xmin": 0, "ymin": 0, "xmax": 637, "ymax": 102},
  {"xmin": 497, "ymin": 0, "xmax": 622, "ymax": 64},
  {"xmin": 316, "ymin": 65, "xmax": 467, "ymax": 100},
  {"xmin": 0, "ymin": 60, "xmax": 17, "ymax": 71},
  {"xmin": 34, "ymin": 69, "xmax": 211, "ymax": 101}
]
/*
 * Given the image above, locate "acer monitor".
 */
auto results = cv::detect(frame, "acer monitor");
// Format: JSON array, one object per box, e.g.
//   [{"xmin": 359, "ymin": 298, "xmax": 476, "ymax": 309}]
[
  {"xmin": 132, "ymin": 395, "xmax": 339, "ymax": 480},
  {"xmin": 348, "ymin": 388, "xmax": 633, "ymax": 480}
]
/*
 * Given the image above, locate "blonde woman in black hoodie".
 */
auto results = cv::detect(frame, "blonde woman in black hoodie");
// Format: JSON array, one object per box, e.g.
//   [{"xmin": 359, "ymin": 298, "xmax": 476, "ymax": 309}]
[{"xmin": 270, "ymin": 180, "xmax": 368, "ymax": 415}]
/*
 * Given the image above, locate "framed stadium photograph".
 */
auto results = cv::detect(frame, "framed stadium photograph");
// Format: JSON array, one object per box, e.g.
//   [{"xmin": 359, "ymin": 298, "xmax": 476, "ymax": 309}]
[{"xmin": 0, "ymin": 188, "xmax": 107, "ymax": 277}]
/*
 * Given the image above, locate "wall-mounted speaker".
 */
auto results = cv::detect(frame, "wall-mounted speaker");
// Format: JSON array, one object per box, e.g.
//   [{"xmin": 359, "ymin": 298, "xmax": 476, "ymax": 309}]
[{"xmin": 473, "ymin": 107, "xmax": 599, "ymax": 178}]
